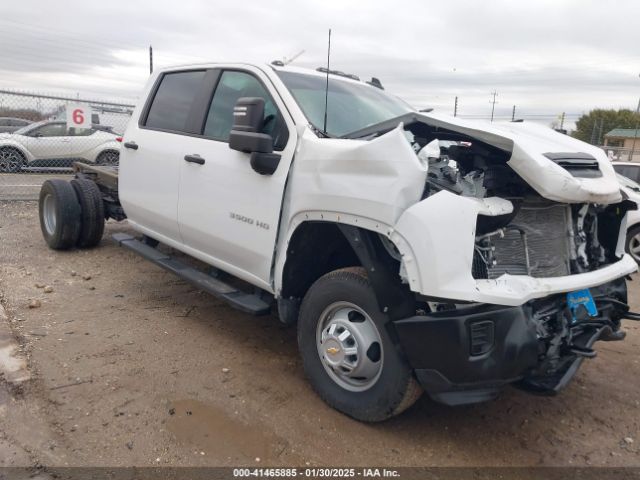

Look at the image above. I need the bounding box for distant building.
[604,128,640,161]
[604,128,640,149]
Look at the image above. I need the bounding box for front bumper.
[393,279,629,406]
[474,254,637,305]
[395,304,538,406]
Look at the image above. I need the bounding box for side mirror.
[228,97,281,176]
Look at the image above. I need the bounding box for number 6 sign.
[66,103,92,129]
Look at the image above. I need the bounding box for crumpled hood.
[416,112,621,204]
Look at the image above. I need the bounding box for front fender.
[390,191,512,300]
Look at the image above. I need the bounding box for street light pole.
[630,96,640,162]
[629,73,640,162]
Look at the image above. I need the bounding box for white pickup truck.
[37,62,639,422]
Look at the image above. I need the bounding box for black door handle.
[184,154,205,165]
[123,141,138,150]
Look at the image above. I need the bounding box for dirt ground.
[1,200,639,469]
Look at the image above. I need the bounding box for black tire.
[0,147,26,173]
[298,267,422,422]
[71,178,105,248]
[96,150,119,166]
[38,179,81,250]
[625,225,640,263]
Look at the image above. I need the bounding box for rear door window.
[144,70,206,133]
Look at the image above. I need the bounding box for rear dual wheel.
[39,178,105,250]
[71,178,105,248]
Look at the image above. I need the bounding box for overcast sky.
[1,0,639,126]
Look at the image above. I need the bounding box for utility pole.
[454,96,458,117]
[560,112,565,130]
[590,119,598,145]
[490,91,498,122]
[149,45,153,74]
[629,97,640,162]
[597,117,604,146]
[511,105,516,121]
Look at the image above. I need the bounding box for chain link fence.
[2,89,637,200]
[0,90,134,200]
[600,145,640,162]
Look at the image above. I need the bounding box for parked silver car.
[0,120,121,172]
[0,117,32,133]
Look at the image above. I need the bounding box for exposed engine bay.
[401,122,632,281]
[397,119,637,393]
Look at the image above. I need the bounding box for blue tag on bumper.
[567,289,598,322]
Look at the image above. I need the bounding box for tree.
[0,107,44,122]
[572,108,640,145]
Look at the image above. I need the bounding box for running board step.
[112,233,271,315]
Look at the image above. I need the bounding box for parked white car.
[0,116,32,133]
[618,173,640,262]
[612,161,640,183]
[0,120,121,172]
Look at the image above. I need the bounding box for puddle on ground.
[166,399,288,463]
[0,330,30,383]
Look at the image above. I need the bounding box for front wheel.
[298,267,422,422]
[0,147,26,173]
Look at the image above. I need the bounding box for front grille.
[478,201,572,279]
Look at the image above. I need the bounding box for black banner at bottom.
[0,467,639,480]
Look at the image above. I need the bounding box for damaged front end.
[372,113,639,404]
[287,108,639,405]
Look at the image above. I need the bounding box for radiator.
[486,202,572,279]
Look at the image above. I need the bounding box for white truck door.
[118,69,208,244]
[177,67,296,290]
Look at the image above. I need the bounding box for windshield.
[276,71,412,137]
